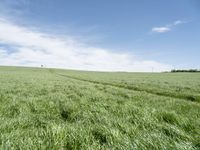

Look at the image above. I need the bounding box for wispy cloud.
[0,17,171,72]
[152,27,170,33]
[151,20,186,33]
[173,20,184,25]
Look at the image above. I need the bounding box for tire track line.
[52,71,199,103]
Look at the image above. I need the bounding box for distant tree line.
[171,69,200,72]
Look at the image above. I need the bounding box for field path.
[50,70,199,103]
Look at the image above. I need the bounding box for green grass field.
[0,66,200,150]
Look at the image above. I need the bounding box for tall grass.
[0,66,199,149]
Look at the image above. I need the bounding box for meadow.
[0,66,199,150]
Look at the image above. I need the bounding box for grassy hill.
[0,66,199,149]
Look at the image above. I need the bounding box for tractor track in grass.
[51,70,199,103]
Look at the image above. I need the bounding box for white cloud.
[152,27,170,33]
[0,18,171,72]
[152,20,185,33]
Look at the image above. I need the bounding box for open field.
[0,66,200,149]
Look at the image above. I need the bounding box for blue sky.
[0,0,199,71]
